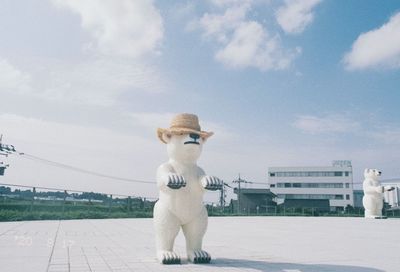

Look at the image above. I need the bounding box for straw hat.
[157,113,214,144]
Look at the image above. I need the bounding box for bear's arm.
[156,163,174,191]
[363,180,383,194]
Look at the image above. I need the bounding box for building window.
[345,183,350,188]
[276,182,344,188]
[270,184,276,188]
[273,171,349,177]
[277,194,346,200]
[346,194,350,200]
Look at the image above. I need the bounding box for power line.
[18,153,156,185]
[2,136,367,189]
[16,153,368,187]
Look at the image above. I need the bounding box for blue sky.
[1,0,400,201]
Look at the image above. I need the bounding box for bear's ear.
[161,132,172,144]
[364,168,370,174]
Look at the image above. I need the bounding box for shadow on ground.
[210,258,384,272]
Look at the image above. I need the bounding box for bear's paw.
[201,176,223,191]
[166,174,186,189]
[158,251,181,265]
[188,250,211,264]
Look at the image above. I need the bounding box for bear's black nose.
[189,133,200,140]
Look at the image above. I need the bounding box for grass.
[0,200,153,221]
[0,200,398,221]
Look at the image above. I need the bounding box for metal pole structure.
[232,174,253,215]
[30,187,36,212]
[238,176,241,214]
[109,194,112,214]
[219,183,225,212]
[127,196,131,213]
[62,190,67,215]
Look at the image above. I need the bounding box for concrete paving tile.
[0,217,399,271]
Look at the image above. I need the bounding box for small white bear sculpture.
[154,113,223,265]
[362,168,394,219]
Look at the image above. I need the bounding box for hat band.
[170,125,201,131]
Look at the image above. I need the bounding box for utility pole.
[232,174,252,214]
[0,134,13,176]
[0,135,16,154]
[219,182,228,212]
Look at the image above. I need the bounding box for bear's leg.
[363,196,377,218]
[375,199,383,217]
[364,208,375,218]
[153,202,181,264]
[182,207,211,264]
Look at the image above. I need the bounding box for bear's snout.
[190,133,200,140]
[184,133,200,145]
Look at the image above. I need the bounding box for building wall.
[267,162,354,211]
[233,188,276,213]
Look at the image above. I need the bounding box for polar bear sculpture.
[154,113,223,264]
[362,168,394,219]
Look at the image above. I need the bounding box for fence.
[0,182,157,221]
[206,203,400,218]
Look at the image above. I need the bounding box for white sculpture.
[154,113,223,264]
[362,168,394,219]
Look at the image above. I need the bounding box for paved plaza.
[0,216,399,272]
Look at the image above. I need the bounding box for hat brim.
[157,128,214,144]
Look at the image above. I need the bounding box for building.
[267,160,354,211]
[382,179,400,208]
[232,188,276,213]
[353,190,364,208]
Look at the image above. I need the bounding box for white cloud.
[343,12,400,70]
[40,58,168,106]
[0,57,168,107]
[1,1,169,108]
[369,128,400,145]
[210,0,246,7]
[51,0,163,58]
[0,58,32,94]
[199,2,251,43]
[276,0,322,34]
[293,114,361,134]
[130,112,175,130]
[196,1,300,70]
[216,21,301,70]
[293,113,400,147]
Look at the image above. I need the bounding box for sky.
[1,0,400,203]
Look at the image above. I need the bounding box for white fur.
[154,133,221,264]
[362,168,393,218]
